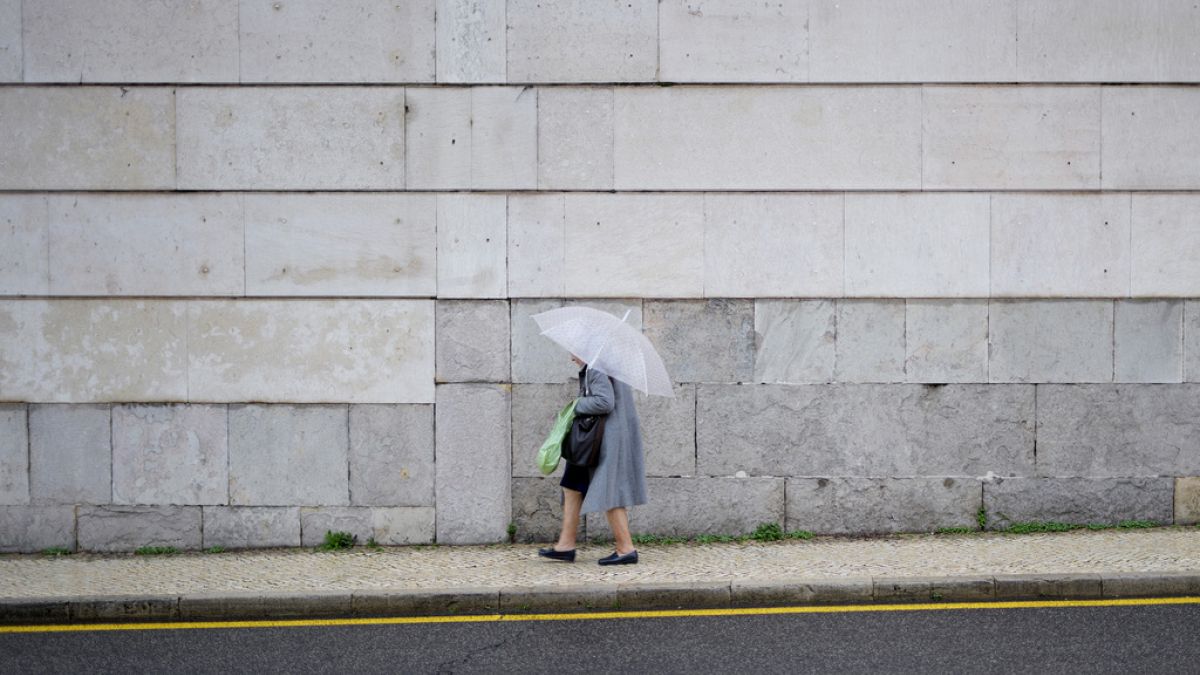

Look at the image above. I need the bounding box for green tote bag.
[536,399,577,475]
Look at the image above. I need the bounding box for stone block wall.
[2,2,1199,551]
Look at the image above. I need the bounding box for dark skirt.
[559,462,593,496]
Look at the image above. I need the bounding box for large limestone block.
[436,194,506,298]
[244,193,436,296]
[299,506,434,546]
[0,87,175,190]
[844,193,989,297]
[1114,301,1183,383]
[201,506,301,549]
[835,300,906,383]
[1017,0,1200,82]
[436,301,509,382]
[29,405,110,505]
[1132,195,1200,296]
[188,299,434,403]
[696,384,1035,478]
[0,506,76,553]
[404,87,471,188]
[989,300,1113,383]
[78,505,203,552]
[639,384,697,478]
[507,194,565,297]
[786,477,981,535]
[537,88,614,189]
[659,0,808,83]
[228,405,350,506]
[176,87,405,190]
[644,300,754,384]
[511,383,576,479]
[111,405,228,506]
[1104,87,1200,189]
[22,0,238,82]
[615,87,922,190]
[47,193,244,296]
[1188,302,1200,382]
[990,193,1131,297]
[0,405,27,505]
[905,300,988,384]
[754,300,836,384]
[511,477,574,543]
[372,506,435,544]
[471,87,537,189]
[507,0,656,82]
[564,194,704,297]
[1177,478,1200,525]
[240,1,435,83]
[704,193,843,297]
[589,477,784,538]
[1035,384,1200,477]
[809,0,1016,82]
[983,478,1174,528]
[923,86,1101,190]
[435,385,511,543]
[435,0,505,83]
[0,0,18,81]
[0,195,49,295]
[349,405,435,507]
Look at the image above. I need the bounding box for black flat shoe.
[598,550,638,566]
[537,547,576,562]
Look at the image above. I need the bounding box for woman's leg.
[605,507,635,555]
[556,488,583,550]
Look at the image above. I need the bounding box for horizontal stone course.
[983,477,1175,529]
[588,477,783,538]
[786,477,981,535]
[202,507,301,550]
[77,505,202,552]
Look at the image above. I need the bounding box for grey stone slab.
[1132,194,1200,297]
[638,384,697,478]
[871,577,932,602]
[1103,86,1200,190]
[835,300,906,383]
[372,507,435,545]
[874,576,994,602]
[643,300,754,384]
[537,87,614,190]
[0,506,75,553]
[731,578,875,607]
[349,405,435,507]
[0,0,18,82]
[436,194,507,298]
[1035,384,1200,477]
[1178,477,1200,525]
[351,588,499,616]
[0,599,70,624]
[500,584,618,613]
[471,87,538,190]
[435,385,511,544]
[1188,302,1200,383]
[219,592,352,619]
[112,404,228,506]
[201,507,301,550]
[787,477,981,535]
[0,194,50,295]
[179,593,273,620]
[988,300,1114,383]
[435,0,505,83]
[70,596,178,622]
[404,87,472,188]
[436,300,510,383]
[1114,301,1183,383]
[589,477,783,539]
[228,405,349,506]
[659,0,808,83]
[905,300,988,384]
[299,506,433,547]
[29,405,111,505]
[507,0,657,82]
[511,477,579,544]
[77,505,202,553]
[992,574,1102,600]
[0,406,27,505]
[617,581,731,611]
[507,194,566,298]
[1102,572,1200,599]
[697,384,1035,478]
[754,300,836,385]
[300,507,373,547]
[511,383,576,479]
[983,478,1175,529]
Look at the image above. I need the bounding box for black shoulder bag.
[564,369,607,468]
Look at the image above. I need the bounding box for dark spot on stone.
[943,478,955,488]
[817,478,829,488]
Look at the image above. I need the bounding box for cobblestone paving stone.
[0,529,1197,599]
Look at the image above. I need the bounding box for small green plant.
[631,533,688,546]
[41,546,72,556]
[935,526,975,535]
[976,506,988,530]
[507,522,518,544]
[750,522,784,542]
[1004,521,1079,534]
[318,530,357,551]
[1116,519,1157,529]
[365,537,382,550]
[204,546,225,554]
[1085,523,1109,530]
[931,592,944,601]
[695,534,736,544]
[785,529,814,540]
[135,546,179,555]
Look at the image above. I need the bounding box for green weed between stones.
[317,530,357,551]
[976,506,988,530]
[935,527,975,535]
[630,523,813,547]
[934,519,1164,536]
[134,546,179,555]
[41,547,71,556]
[366,537,382,550]
[507,522,518,544]
[204,546,225,554]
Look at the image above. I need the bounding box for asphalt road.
[2,602,1197,674]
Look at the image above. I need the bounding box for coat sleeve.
[575,369,615,415]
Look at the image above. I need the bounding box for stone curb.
[2,572,1198,625]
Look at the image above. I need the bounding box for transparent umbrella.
[531,306,674,398]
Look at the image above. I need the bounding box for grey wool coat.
[575,365,648,516]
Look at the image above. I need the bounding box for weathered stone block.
[731,578,874,607]
[983,478,1174,528]
[511,383,576,479]
[77,505,202,552]
[349,404,434,506]
[112,404,228,506]
[754,300,836,385]
[1188,302,1200,383]
[375,507,435,545]
[697,384,1035,477]
[0,506,75,553]
[1103,87,1200,190]
[0,0,19,81]
[239,1,435,83]
[614,87,922,190]
[500,584,618,613]
[511,477,579,544]
[0,406,27,505]
[404,87,471,188]
[589,477,783,538]
[201,506,301,549]
[507,0,656,82]
[22,0,238,82]
[835,300,906,383]
[176,87,405,190]
[188,299,434,403]
[244,193,436,297]
[436,300,510,382]
[844,193,990,297]
[990,300,1114,383]
[0,195,50,295]
[617,581,731,611]
[993,574,1102,600]
[905,300,988,383]
[705,193,843,297]
[228,405,349,506]
[924,86,1100,190]
[1035,385,1200,477]
[1176,477,1200,525]
[510,299,643,383]
[471,87,537,189]
[1102,572,1200,599]
[507,194,565,298]
[786,477,981,535]
[299,506,372,547]
[991,193,1131,297]
[29,405,110,505]
[639,384,697,478]
[435,385,511,543]
[70,597,179,621]
[1132,194,1200,297]
[0,87,175,190]
[537,88,613,190]
[1114,301,1183,383]
[436,194,507,298]
[659,0,808,83]
[300,506,435,546]
[435,0,505,83]
[643,300,754,383]
[351,588,499,616]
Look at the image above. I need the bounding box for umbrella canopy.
[532,306,674,398]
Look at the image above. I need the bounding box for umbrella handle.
[586,308,633,365]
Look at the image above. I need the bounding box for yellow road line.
[2,596,1199,634]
